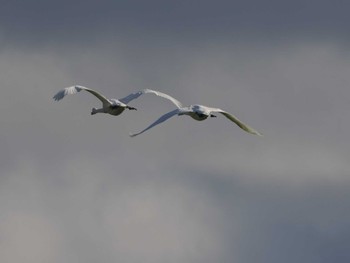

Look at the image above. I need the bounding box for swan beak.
[210,114,217,118]
[127,106,137,111]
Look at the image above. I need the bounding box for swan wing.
[209,107,262,136]
[118,90,145,104]
[141,89,183,108]
[53,86,111,107]
[129,109,180,137]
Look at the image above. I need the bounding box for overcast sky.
[1,1,350,263]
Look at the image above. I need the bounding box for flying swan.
[53,85,147,116]
[130,89,262,137]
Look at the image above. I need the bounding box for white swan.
[130,89,262,137]
[53,85,144,115]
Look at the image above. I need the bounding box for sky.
[1,1,350,262]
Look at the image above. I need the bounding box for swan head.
[126,105,137,111]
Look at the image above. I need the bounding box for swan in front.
[53,85,146,116]
[130,89,262,137]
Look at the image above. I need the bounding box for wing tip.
[52,92,63,101]
[141,88,157,95]
[129,132,138,138]
[53,85,84,101]
[256,132,263,137]
[250,130,263,137]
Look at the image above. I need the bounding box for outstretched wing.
[141,89,183,108]
[118,91,145,104]
[53,85,111,107]
[209,107,262,136]
[129,109,180,137]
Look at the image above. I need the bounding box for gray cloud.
[1,156,350,263]
[1,3,350,261]
[1,0,350,46]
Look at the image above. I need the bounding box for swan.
[130,89,262,137]
[53,85,144,116]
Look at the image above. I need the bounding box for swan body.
[53,85,144,116]
[130,90,262,137]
